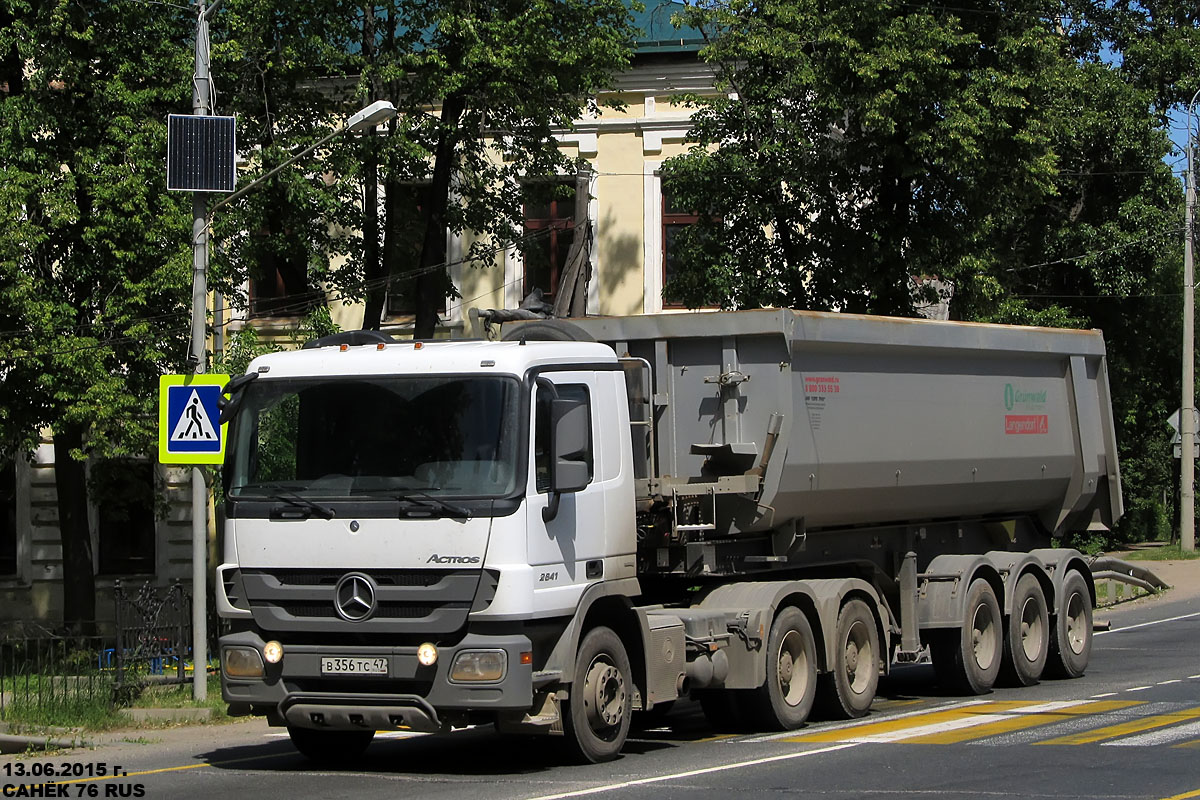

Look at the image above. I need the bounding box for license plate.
[320,657,388,675]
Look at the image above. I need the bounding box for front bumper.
[220,630,534,732]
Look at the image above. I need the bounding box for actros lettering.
[426,554,481,564]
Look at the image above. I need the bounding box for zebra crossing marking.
[1035,706,1200,746]
[781,700,1140,745]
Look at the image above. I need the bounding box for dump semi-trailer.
[217,309,1121,763]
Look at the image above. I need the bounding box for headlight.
[450,650,507,682]
[223,647,265,678]
[417,642,439,666]
[263,640,284,664]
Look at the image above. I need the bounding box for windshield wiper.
[268,492,335,520]
[353,487,472,520]
[398,490,472,520]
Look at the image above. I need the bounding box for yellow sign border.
[158,373,230,465]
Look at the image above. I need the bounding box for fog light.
[450,650,507,682]
[263,640,284,664]
[223,647,264,678]
[417,642,439,666]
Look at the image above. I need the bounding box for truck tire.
[745,607,818,730]
[500,320,595,342]
[1045,570,1092,679]
[562,626,632,763]
[999,572,1049,686]
[815,598,879,719]
[932,578,1002,695]
[287,726,374,764]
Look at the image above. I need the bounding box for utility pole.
[188,0,222,700]
[1184,91,1198,554]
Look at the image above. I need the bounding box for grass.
[1118,544,1200,561]
[2,672,227,733]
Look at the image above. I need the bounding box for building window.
[248,224,320,318]
[522,182,576,303]
[385,184,446,318]
[91,460,156,576]
[662,190,701,309]
[0,458,16,577]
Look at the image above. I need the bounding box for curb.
[0,733,90,754]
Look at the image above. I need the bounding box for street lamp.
[207,100,398,218]
[1183,89,1199,554]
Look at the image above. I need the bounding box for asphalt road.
[4,590,1198,800]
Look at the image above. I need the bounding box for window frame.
[521,180,578,303]
[88,458,160,579]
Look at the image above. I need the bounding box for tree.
[660,0,1183,543]
[351,0,640,336]
[0,0,193,631]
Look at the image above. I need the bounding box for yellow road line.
[34,752,288,786]
[781,701,1041,743]
[1173,739,1200,749]
[1035,707,1200,746]
[900,701,1141,745]
[1158,788,1200,800]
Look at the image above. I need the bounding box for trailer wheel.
[287,726,374,764]
[562,626,632,763]
[745,607,817,730]
[932,578,1002,695]
[1000,573,1049,686]
[1045,570,1092,679]
[815,598,879,719]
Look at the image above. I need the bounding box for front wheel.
[287,726,374,764]
[562,626,633,763]
[1045,570,1092,679]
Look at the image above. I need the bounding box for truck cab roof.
[244,339,617,380]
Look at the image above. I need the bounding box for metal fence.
[113,580,192,688]
[0,634,114,722]
[0,581,194,722]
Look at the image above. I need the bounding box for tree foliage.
[661,0,1185,544]
[0,0,194,629]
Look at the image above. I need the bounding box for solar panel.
[167,114,236,192]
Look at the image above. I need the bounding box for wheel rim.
[777,629,811,706]
[843,619,873,694]
[1065,591,1088,656]
[582,657,626,734]
[1019,595,1045,662]
[970,599,998,670]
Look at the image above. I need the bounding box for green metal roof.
[631,0,706,53]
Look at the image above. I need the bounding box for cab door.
[525,371,607,616]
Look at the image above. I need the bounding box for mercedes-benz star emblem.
[334,572,377,622]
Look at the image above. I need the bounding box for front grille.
[274,602,466,620]
[241,567,479,634]
[268,570,443,588]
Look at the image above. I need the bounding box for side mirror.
[550,398,590,494]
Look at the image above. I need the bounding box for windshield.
[227,375,521,500]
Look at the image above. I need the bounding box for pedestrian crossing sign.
[158,374,231,464]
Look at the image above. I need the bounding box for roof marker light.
[377,343,386,351]
[414,342,424,350]
[339,344,349,352]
